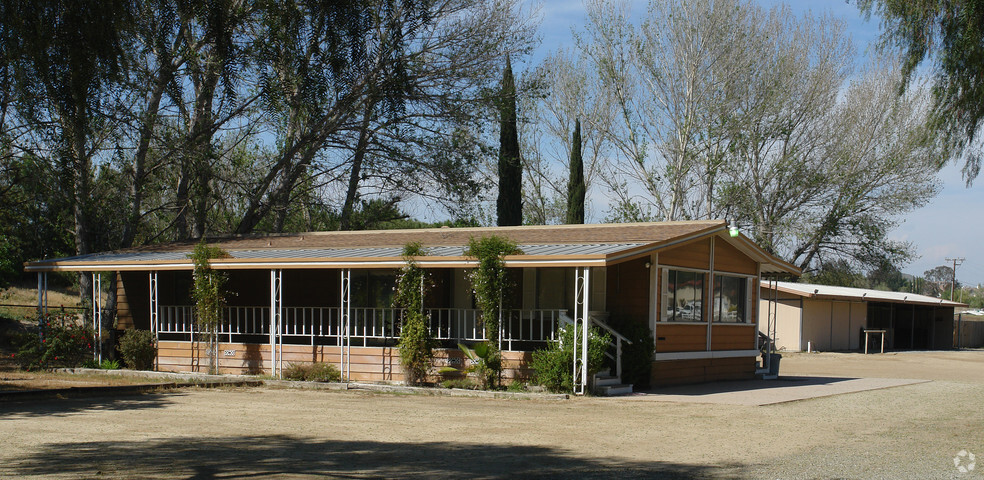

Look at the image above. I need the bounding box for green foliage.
[118,328,157,370]
[100,359,121,370]
[530,325,612,393]
[464,236,522,388]
[616,321,655,389]
[497,57,523,226]
[459,342,502,390]
[190,240,228,374]
[440,378,478,390]
[859,0,983,184]
[283,362,342,382]
[394,242,433,385]
[566,118,585,224]
[12,314,93,370]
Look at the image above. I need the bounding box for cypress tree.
[496,57,522,226]
[566,118,585,224]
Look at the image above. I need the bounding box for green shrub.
[118,329,157,370]
[459,341,502,390]
[616,320,655,388]
[100,359,121,370]
[283,362,342,382]
[440,378,477,389]
[12,314,94,370]
[530,324,611,393]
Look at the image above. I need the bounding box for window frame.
[660,267,708,324]
[711,274,755,324]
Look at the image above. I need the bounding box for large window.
[712,275,748,323]
[665,269,705,322]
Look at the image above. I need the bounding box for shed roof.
[24,220,800,274]
[763,281,967,307]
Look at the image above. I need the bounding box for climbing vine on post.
[394,242,433,385]
[464,235,522,389]
[190,240,229,375]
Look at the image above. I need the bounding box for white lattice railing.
[157,306,566,351]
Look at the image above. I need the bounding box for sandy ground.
[1,351,983,479]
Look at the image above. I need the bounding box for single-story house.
[759,281,965,352]
[25,220,799,392]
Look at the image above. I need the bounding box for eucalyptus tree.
[239,0,533,234]
[4,0,134,302]
[859,0,984,185]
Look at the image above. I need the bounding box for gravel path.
[1,350,982,479]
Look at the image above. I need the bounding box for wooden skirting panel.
[651,356,755,386]
[654,324,708,352]
[710,325,756,350]
[156,341,533,383]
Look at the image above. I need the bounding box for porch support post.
[573,266,590,395]
[92,273,103,362]
[149,271,159,370]
[37,272,46,342]
[340,269,351,381]
[270,269,283,378]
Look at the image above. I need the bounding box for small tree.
[465,235,522,389]
[394,242,433,385]
[566,118,585,224]
[190,240,228,374]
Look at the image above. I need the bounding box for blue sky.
[521,0,984,286]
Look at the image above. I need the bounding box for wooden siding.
[156,341,533,383]
[651,357,756,386]
[658,238,710,270]
[117,271,150,331]
[606,257,650,326]
[712,239,757,275]
[653,324,707,352]
[710,325,756,350]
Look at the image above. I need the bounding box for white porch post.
[573,266,590,395]
[270,269,283,378]
[37,272,46,341]
[340,269,351,381]
[92,273,103,363]
[149,271,159,370]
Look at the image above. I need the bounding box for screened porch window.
[712,275,748,323]
[664,269,705,322]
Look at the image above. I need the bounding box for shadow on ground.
[0,391,179,418]
[639,376,857,396]
[1,434,744,479]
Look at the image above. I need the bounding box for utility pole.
[945,257,965,301]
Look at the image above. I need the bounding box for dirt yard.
[1,350,983,479]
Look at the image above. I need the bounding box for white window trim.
[658,265,709,323]
[711,273,757,324]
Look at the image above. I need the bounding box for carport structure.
[759,281,965,352]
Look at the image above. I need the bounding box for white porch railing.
[157,306,567,351]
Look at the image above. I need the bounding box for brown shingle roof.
[137,220,726,251]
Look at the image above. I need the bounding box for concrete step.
[594,375,621,387]
[596,383,633,396]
